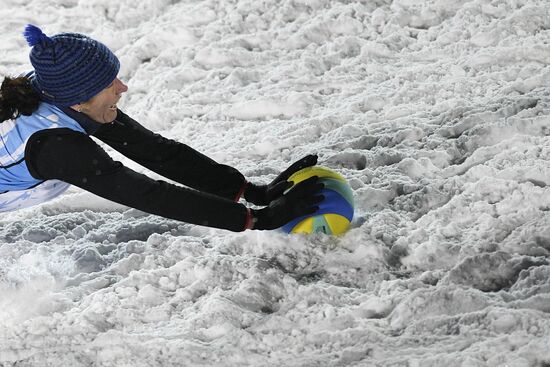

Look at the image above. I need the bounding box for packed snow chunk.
[389,287,491,330]
[282,13,363,49]
[441,252,547,292]
[354,296,394,319]
[397,157,440,180]
[194,46,260,69]
[136,284,166,306]
[226,98,307,120]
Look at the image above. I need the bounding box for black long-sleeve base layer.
[24,109,249,232]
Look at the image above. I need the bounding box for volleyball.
[281,166,354,235]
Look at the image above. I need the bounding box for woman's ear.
[70,104,83,113]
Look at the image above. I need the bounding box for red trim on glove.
[244,208,254,230]
[234,181,248,202]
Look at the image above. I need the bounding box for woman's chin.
[100,109,118,124]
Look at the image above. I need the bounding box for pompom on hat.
[23,24,120,106]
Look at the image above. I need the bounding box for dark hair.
[0,76,41,123]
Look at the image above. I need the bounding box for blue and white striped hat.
[23,24,120,107]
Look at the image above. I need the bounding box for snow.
[1,0,550,365]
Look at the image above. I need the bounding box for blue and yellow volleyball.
[281,166,354,235]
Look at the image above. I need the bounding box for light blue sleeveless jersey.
[0,102,86,211]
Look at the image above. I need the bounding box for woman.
[0,24,324,232]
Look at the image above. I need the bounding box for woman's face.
[72,77,128,123]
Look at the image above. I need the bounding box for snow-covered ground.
[1,0,550,365]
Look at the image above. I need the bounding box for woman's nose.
[116,78,128,94]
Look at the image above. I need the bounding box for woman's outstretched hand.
[251,176,324,230]
[244,154,318,206]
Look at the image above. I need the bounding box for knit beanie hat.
[24,24,120,107]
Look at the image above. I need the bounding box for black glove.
[244,154,318,206]
[251,176,324,230]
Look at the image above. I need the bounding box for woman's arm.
[25,128,249,231]
[91,110,246,201]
